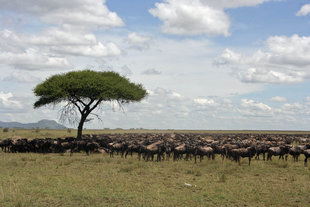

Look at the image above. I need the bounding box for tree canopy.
[33,70,147,138]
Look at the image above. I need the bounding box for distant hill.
[0,119,67,129]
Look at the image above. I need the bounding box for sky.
[0,0,310,130]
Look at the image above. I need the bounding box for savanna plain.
[1,129,310,207]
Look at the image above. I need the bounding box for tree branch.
[89,99,102,113]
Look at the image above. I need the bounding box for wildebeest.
[267,145,290,161]
[289,146,303,162]
[231,146,256,165]
[194,146,214,163]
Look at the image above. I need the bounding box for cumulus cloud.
[0,29,122,58]
[296,4,310,16]
[239,99,273,117]
[149,0,274,36]
[0,1,123,71]
[203,0,273,9]
[127,32,151,44]
[270,96,287,103]
[51,42,121,57]
[127,32,152,50]
[149,0,230,36]
[194,98,216,106]
[237,68,304,84]
[0,0,124,30]
[0,91,22,110]
[142,68,162,75]
[216,35,310,84]
[0,49,71,70]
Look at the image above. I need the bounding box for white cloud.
[127,32,152,50]
[0,49,71,70]
[149,0,230,36]
[216,34,310,84]
[0,91,22,110]
[266,35,310,66]
[149,0,274,36]
[127,32,151,44]
[0,29,122,58]
[296,4,310,16]
[204,0,272,9]
[237,68,304,84]
[0,0,124,30]
[51,42,121,57]
[194,98,216,106]
[239,99,273,117]
[270,96,287,103]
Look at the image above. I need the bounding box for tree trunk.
[77,113,88,139]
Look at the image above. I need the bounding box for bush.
[67,128,72,133]
[3,128,9,132]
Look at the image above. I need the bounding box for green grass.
[0,152,310,207]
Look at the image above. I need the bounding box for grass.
[1,129,310,206]
[0,152,310,207]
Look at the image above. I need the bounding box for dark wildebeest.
[231,146,256,165]
[194,146,214,163]
[0,138,12,152]
[267,145,290,161]
[255,144,268,161]
[303,149,310,166]
[289,146,303,162]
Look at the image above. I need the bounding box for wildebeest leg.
[263,153,265,161]
[200,155,203,162]
[194,155,197,164]
[255,153,259,160]
[285,154,288,161]
[304,157,308,166]
[248,157,251,166]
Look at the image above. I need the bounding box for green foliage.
[3,128,9,133]
[33,70,147,138]
[33,70,147,108]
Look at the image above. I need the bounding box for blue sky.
[0,0,310,130]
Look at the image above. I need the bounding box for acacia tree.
[33,70,147,139]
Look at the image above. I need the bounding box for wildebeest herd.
[1,133,310,166]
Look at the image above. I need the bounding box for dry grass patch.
[0,152,310,206]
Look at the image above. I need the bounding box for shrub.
[3,128,9,132]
